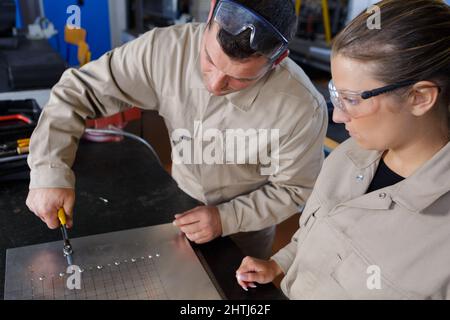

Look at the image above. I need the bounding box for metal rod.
[84,128,162,167]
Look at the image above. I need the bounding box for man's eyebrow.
[205,47,216,66]
[204,46,261,82]
[234,74,261,82]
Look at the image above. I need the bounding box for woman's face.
[331,54,416,151]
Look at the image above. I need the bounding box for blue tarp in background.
[15,0,112,66]
[42,0,112,66]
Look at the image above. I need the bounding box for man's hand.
[26,188,75,229]
[173,205,222,244]
[235,257,283,291]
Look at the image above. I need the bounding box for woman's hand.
[235,256,283,291]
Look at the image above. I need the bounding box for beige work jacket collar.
[345,141,450,213]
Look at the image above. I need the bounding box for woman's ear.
[409,81,440,116]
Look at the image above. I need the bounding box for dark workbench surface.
[0,137,285,300]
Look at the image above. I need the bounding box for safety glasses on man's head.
[213,0,289,61]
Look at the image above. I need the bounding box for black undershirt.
[366,158,405,193]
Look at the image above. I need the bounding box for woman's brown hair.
[332,0,450,129]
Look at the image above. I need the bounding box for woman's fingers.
[235,256,282,290]
[235,274,256,291]
[237,271,265,284]
[236,256,268,291]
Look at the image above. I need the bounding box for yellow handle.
[17,138,30,145]
[58,208,67,226]
[321,0,332,45]
[295,0,301,16]
[17,146,29,155]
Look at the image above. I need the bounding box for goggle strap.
[361,80,416,99]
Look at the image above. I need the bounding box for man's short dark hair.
[210,0,297,60]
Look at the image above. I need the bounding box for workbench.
[0,136,285,300]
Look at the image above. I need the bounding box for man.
[26,0,328,259]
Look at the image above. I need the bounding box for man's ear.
[207,0,218,23]
[409,81,440,116]
[272,50,289,67]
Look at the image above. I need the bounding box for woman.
[236,0,450,299]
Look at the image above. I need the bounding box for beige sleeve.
[217,101,328,236]
[271,232,300,274]
[28,31,160,189]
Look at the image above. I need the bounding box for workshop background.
[2,0,449,289]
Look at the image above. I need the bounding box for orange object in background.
[77,41,92,67]
[64,26,91,67]
[84,108,142,142]
[64,26,87,45]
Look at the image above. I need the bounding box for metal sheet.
[4,223,222,300]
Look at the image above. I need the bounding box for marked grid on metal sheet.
[10,255,168,300]
[5,224,222,300]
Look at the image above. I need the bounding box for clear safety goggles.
[213,0,289,61]
[328,80,418,118]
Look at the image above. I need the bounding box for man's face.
[200,23,271,96]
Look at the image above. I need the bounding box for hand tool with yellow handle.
[0,138,30,151]
[58,208,74,266]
